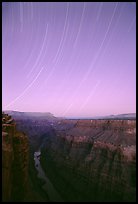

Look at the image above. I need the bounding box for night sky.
[2,2,136,117]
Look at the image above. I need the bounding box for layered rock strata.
[40,119,136,202]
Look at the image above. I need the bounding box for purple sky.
[2,2,136,117]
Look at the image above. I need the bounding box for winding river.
[34,151,63,202]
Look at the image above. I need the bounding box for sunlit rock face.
[40,119,136,202]
[2,113,29,202]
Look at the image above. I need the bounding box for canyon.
[2,111,136,202]
[40,119,136,202]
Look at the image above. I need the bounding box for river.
[34,151,63,202]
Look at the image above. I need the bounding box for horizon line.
[2,110,136,118]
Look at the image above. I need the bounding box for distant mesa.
[3,110,57,121]
[66,113,136,120]
[103,113,136,119]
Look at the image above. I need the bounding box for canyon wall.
[2,113,29,202]
[8,115,136,202]
[40,119,136,202]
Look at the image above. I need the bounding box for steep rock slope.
[2,113,29,202]
[40,119,136,202]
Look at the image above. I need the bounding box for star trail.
[2,2,136,117]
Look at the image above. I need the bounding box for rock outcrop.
[2,113,29,202]
[40,119,136,202]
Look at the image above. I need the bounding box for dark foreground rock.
[2,113,29,202]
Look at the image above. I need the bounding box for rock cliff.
[40,119,136,202]
[2,113,29,202]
